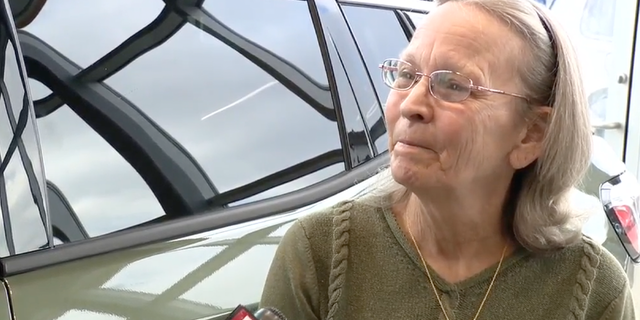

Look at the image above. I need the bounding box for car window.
[28,79,165,238]
[20,0,166,67]
[102,0,344,204]
[18,0,345,239]
[0,21,48,255]
[342,5,411,152]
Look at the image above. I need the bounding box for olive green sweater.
[260,200,635,320]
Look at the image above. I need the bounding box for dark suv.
[0,0,636,319]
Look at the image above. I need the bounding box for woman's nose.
[399,81,434,123]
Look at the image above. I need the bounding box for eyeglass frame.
[378,58,530,104]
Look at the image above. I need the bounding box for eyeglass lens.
[381,59,473,102]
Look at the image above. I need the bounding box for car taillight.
[600,172,640,263]
[612,204,639,251]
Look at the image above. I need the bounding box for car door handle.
[591,121,624,130]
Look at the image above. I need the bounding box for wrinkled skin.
[386,3,544,196]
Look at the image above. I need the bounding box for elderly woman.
[260,0,634,319]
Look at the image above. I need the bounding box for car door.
[0,0,384,319]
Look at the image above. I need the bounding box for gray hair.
[361,0,593,253]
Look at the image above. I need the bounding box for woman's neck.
[396,192,514,273]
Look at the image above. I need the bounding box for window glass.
[580,0,615,40]
[550,0,615,138]
[3,37,47,195]
[407,11,427,28]
[321,39,375,165]
[29,79,165,237]
[202,0,328,85]
[343,6,412,153]
[0,41,48,255]
[104,0,344,201]
[18,0,345,240]
[2,141,47,253]
[21,0,164,67]
[0,62,12,257]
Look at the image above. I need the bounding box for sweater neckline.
[381,205,530,292]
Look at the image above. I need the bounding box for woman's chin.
[390,161,430,189]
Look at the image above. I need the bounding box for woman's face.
[386,3,539,192]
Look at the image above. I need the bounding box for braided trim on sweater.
[569,237,602,319]
[326,201,353,320]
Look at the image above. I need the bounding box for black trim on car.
[337,3,388,156]
[0,153,388,276]
[308,0,353,170]
[317,0,377,159]
[395,10,415,39]
[207,148,344,206]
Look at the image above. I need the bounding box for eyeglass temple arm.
[473,85,529,101]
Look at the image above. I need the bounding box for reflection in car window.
[0,34,48,255]
[104,0,344,202]
[23,0,164,67]
[2,148,46,252]
[202,0,328,85]
[16,0,346,239]
[580,0,615,40]
[30,80,164,237]
[342,5,411,153]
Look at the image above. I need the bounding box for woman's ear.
[509,106,552,169]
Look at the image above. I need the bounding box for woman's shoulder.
[535,236,631,316]
[276,198,382,277]
[558,236,628,285]
[295,197,383,237]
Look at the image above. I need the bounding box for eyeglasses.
[378,58,529,103]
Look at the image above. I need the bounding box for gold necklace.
[408,229,508,320]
